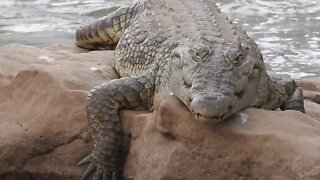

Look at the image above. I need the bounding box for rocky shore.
[0,44,319,180]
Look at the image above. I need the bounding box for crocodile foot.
[281,86,305,113]
[78,149,117,180]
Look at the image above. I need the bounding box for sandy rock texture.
[0,44,116,179]
[0,44,320,180]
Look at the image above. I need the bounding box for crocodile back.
[113,0,255,77]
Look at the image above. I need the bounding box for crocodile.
[75,0,305,179]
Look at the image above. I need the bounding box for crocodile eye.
[191,50,202,62]
[194,51,201,59]
[234,54,243,65]
[171,52,183,68]
[191,45,211,62]
[226,52,243,67]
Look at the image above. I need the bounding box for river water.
[0,0,319,79]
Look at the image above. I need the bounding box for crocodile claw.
[79,160,115,180]
[78,153,92,166]
[80,162,95,180]
[79,151,117,180]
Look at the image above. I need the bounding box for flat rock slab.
[0,44,319,179]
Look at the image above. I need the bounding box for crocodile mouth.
[194,113,224,123]
[193,106,233,123]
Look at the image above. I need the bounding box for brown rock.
[0,44,320,180]
[298,78,320,92]
[122,94,320,180]
[0,44,117,179]
[298,78,320,104]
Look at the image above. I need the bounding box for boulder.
[298,79,320,120]
[0,44,319,180]
[298,79,320,104]
[0,44,116,179]
[122,94,320,180]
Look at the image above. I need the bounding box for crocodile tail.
[76,16,121,50]
[76,4,140,50]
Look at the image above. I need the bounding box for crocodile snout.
[190,94,233,123]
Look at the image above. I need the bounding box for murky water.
[0,0,319,79]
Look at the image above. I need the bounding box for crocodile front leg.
[80,74,155,180]
[263,75,305,113]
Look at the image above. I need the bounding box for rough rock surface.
[0,44,320,180]
[0,44,116,179]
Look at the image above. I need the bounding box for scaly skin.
[76,0,305,179]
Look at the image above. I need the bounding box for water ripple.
[217,0,320,79]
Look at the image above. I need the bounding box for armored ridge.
[75,0,305,179]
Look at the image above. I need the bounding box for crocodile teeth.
[194,113,224,122]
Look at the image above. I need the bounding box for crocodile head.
[168,40,267,123]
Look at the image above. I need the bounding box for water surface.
[0,0,319,78]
